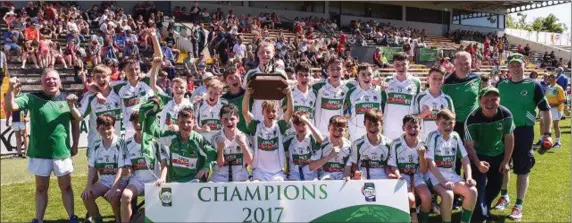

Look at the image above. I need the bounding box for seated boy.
[425,109,477,223]
[283,111,324,181]
[211,104,253,182]
[309,115,352,180]
[344,109,392,180]
[82,114,128,223]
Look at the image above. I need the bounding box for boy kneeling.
[425,110,477,223]
[82,114,128,223]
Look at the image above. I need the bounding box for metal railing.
[505,28,571,47]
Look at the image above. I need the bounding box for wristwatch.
[543,132,552,137]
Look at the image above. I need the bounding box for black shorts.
[512,126,535,175]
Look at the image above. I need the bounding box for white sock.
[556,138,561,143]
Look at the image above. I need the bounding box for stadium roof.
[432,1,571,14]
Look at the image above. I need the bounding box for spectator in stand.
[157,70,173,96]
[3,29,22,62]
[21,39,39,69]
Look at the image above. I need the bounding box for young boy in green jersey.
[221,67,248,133]
[387,115,431,223]
[425,110,477,223]
[242,85,294,181]
[82,114,128,223]
[121,111,168,223]
[309,115,352,180]
[343,109,392,180]
[284,110,324,181]
[140,97,217,183]
[211,104,254,182]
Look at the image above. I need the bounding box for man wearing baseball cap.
[495,53,552,220]
[464,87,515,221]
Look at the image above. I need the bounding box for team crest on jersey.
[497,123,503,130]
[373,96,378,101]
[521,90,528,96]
[364,96,370,102]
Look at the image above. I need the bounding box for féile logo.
[160,187,173,207]
[362,182,376,202]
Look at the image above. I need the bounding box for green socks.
[501,189,508,196]
[460,208,473,223]
[516,199,524,206]
[94,216,104,223]
[419,211,430,223]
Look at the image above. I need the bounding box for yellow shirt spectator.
[546,84,566,110]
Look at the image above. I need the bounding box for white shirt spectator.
[233,42,246,58]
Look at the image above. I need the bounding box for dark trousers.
[454,122,466,175]
[472,153,505,219]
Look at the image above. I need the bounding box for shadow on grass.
[427,211,510,223]
[42,215,115,223]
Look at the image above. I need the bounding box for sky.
[509,2,571,33]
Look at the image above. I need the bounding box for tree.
[531,14,566,33]
[506,13,531,31]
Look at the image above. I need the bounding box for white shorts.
[427,172,464,187]
[319,172,345,180]
[128,176,155,196]
[550,107,563,121]
[252,169,286,181]
[28,157,74,177]
[211,169,250,182]
[11,122,26,131]
[401,173,426,192]
[98,177,129,189]
[288,170,318,181]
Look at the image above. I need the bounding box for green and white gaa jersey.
[281,86,317,137]
[124,137,168,183]
[347,134,392,179]
[344,85,383,142]
[311,137,352,173]
[283,132,320,179]
[382,75,421,140]
[112,77,154,139]
[158,95,193,130]
[425,130,467,174]
[387,135,422,175]
[80,92,123,151]
[246,120,289,173]
[211,130,251,178]
[88,136,126,183]
[312,80,355,135]
[242,67,288,121]
[194,99,228,143]
[409,90,455,141]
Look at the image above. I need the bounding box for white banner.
[0,118,89,155]
[145,180,411,222]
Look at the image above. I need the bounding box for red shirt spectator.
[340,33,348,45]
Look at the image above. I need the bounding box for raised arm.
[242,87,255,125]
[282,86,294,123]
[4,78,20,112]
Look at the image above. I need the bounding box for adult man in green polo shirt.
[495,53,552,220]
[5,69,82,223]
[464,87,515,221]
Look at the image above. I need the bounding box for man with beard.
[464,87,514,221]
[495,54,552,220]
[80,65,123,158]
[381,52,421,140]
[222,67,248,134]
[5,70,82,223]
